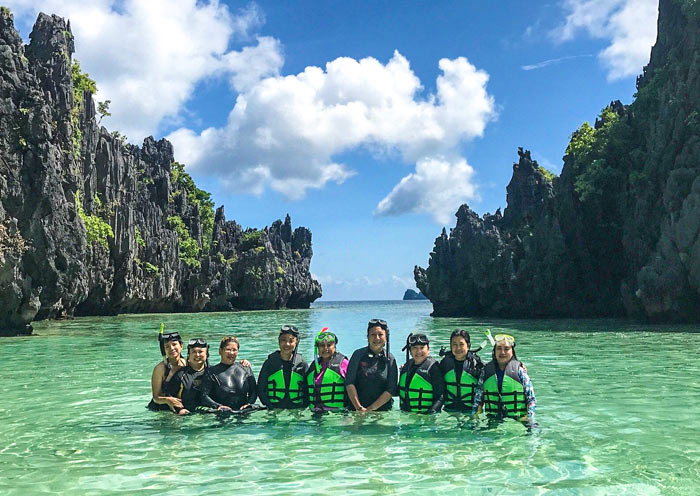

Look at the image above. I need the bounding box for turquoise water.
[1,300,699,495]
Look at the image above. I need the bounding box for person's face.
[450,336,469,361]
[279,334,298,358]
[410,344,429,365]
[164,340,182,359]
[317,340,336,360]
[495,343,513,367]
[189,346,208,368]
[220,342,239,365]
[367,326,387,353]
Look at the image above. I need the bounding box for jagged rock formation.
[402,289,427,301]
[0,10,321,334]
[416,0,700,322]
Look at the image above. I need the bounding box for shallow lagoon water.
[1,300,699,495]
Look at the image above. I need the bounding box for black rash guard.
[164,365,207,413]
[200,362,257,410]
[345,346,398,411]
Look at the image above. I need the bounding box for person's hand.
[356,406,368,413]
[217,405,233,412]
[239,359,251,368]
[166,397,183,409]
[178,408,190,415]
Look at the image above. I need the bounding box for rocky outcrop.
[0,10,320,334]
[402,289,427,300]
[416,0,700,322]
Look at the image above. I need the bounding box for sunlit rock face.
[0,10,320,334]
[416,0,700,322]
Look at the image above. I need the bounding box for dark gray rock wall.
[416,0,700,322]
[0,10,321,334]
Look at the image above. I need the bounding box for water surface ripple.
[1,301,698,494]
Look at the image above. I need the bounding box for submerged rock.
[0,10,321,333]
[416,0,700,322]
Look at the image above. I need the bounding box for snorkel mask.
[158,323,182,357]
[279,325,300,362]
[491,333,517,361]
[187,338,210,367]
[402,332,429,362]
[314,327,338,361]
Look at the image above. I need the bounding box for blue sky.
[6,0,659,300]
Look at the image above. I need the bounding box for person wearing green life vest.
[472,334,536,424]
[306,328,349,412]
[257,325,309,409]
[399,333,445,413]
[439,330,484,412]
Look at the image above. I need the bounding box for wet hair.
[450,329,471,346]
[219,336,240,351]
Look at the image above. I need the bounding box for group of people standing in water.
[149,319,536,424]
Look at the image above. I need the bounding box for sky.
[5,0,659,300]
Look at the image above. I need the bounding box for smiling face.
[164,340,183,360]
[220,341,239,365]
[317,340,336,361]
[278,333,298,361]
[495,342,514,368]
[367,326,387,353]
[410,344,429,365]
[450,336,469,361]
[188,346,208,369]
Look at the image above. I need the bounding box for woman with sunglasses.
[306,328,349,412]
[399,333,445,413]
[148,331,187,411]
[439,330,484,412]
[163,338,210,415]
[472,334,536,423]
[200,336,257,412]
[258,325,309,409]
[346,319,398,412]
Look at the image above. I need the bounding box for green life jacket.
[442,355,478,411]
[265,352,306,407]
[399,357,436,413]
[482,359,528,419]
[306,353,347,410]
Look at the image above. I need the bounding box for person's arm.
[200,371,225,410]
[246,368,258,406]
[345,351,365,411]
[162,371,186,414]
[428,362,445,413]
[472,370,485,416]
[519,367,536,420]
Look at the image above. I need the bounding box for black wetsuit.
[346,346,398,411]
[164,364,207,413]
[257,351,309,409]
[200,362,257,410]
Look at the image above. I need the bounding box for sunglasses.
[280,325,300,337]
[161,332,182,342]
[407,334,429,346]
[368,318,388,330]
[188,338,208,347]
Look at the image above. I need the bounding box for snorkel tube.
[158,322,166,356]
[313,327,337,362]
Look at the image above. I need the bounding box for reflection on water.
[0,301,698,494]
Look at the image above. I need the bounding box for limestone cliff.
[0,10,321,334]
[416,0,700,321]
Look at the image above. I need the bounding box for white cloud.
[168,52,495,218]
[375,157,478,224]
[521,54,593,71]
[552,0,658,80]
[5,0,281,139]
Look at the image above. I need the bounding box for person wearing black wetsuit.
[164,338,209,415]
[439,329,484,412]
[258,325,309,409]
[346,319,398,412]
[399,333,445,413]
[201,336,257,411]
